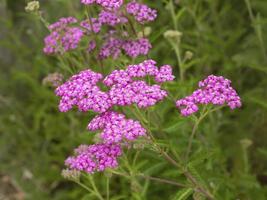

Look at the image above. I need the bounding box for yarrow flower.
[108,81,168,108]
[99,37,152,59]
[44,1,157,57]
[55,69,111,113]
[87,40,97,52]
[44,17,84,54]
[122,38,152,58]
[80,18,102,34]
[81,0,123,10]
[99,37,123,59]
[104,60,174,108]
[127,1,157,24]
[104,60,174,86]
[176,75,242,116]
[48,17,78,31]
[56,60,174,174]
[65,143,122,173]
[99,10,127,26]
[88,111,146,144]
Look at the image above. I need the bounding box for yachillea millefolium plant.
[29,0,242,199]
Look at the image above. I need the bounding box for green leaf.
[172,188,193,200]
[193,192,205,200]
[189,149,216,167]
[187,164,206,187]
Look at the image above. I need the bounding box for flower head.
[80,18,102,33]
[55,69,111,113]
[44,17,84,54]
[81,0,123,10]
[65,143,122,173]
[127,1,157,24]
[25,1,40,13]
[99,10,127,26]
[176,75,242,116]
[88,111,146,144]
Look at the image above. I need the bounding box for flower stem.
[244,0,266,60]
[85,175,104,200]
[110,170,187,188]
[106,177,110,200]
[185,106,223,161]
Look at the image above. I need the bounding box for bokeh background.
[1,0,267,199]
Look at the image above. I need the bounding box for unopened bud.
[104,171,113,178]
[240,139,253,149]
[42,72,63,88]
[164,30,183,42]
[138,27,152,38]
[133,143,145,150]
[61,169,81,181]
[184,51,194,60]
[25,1,40,13]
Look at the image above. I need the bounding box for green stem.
[110,170,187,188]
[85,175,104,200]
[169,0,178,30]
[85,6,104,73]
[173,43,184,81]
[106,177,110,200]
[168,0,185,81]
[132,109,214,199]
[74,180,94,193]
[244,0,266,60]
[185,106,223,161]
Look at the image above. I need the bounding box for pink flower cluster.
[44,1,157,57]
[65,144,122,173]
[55,69,111,113]
[44,17,84,54]
[81,0,123,10]
[127,1,157,24]
[56,60,174,113]
[99,10,128,26]
[99,37,152,59]
[176,75,242,116]
[109,81,167,108]
[80,18,102,33]
[88,111,146,144]
[57,60,175,173]
[104,60,174,108]
[104,60,175,85]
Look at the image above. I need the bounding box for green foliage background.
[1,0,267,199]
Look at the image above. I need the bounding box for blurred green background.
[1,0,267,199]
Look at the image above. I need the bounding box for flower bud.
[138,27,152,38]
[184,51,194,60]
[133,143,145,150]
[240,139,253,149]
[25,1,40,13]
[42,72,64,88]
[104,171,113,178]
[61,169,81,181]
[164,30,183,43]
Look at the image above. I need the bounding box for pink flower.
[65,143,122,173]
[176,75,242,116]
[126,1,157,24]
[88,111,146,144]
